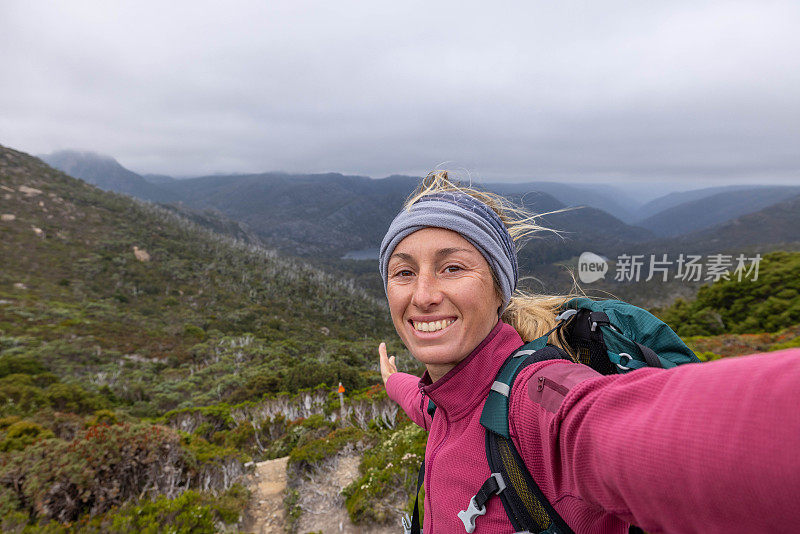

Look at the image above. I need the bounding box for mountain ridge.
[36,148,800,305]
[40,149,180,203]
[638,186,800,237]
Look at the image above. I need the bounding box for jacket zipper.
[425,405,449,534]
[537,376,569,396]
[419,389,429,431]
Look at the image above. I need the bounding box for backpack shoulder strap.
[485,430,575,534]
[459,343,575,534]
[480,342,572,438]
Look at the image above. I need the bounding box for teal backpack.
[406,298,700,534]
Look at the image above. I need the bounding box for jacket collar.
[419,321,523,421]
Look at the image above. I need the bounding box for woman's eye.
[445,265,462,273]
[395,269,413,277]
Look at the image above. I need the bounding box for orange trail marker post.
[338,382,346,423]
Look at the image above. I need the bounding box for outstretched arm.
[512,348,800,534]
[379,343,430,430]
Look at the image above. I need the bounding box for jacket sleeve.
[510,348,800,534]
[385,372,430,430]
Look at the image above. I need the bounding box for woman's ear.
[493,285,504,318]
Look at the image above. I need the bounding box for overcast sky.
[1,0,799,186]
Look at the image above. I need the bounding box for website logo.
[578,252,608,283]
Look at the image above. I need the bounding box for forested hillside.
[0,145,418,532]
[654,251,800,337]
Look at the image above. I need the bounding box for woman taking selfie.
[378,172,800,533]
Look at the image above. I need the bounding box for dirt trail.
[243,452,399,534]
[242,456,289,534]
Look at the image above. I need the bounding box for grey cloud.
[1,0,798,185]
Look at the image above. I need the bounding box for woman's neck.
[426,363,458,383]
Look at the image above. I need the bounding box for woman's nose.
[411,271,443,309]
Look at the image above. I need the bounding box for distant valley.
[39,149,800,306]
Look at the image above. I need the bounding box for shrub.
[183,324,206,341]
[289,426,365,470]
[266,415,335,460]
[104,490,220,533]
[0,420,54,452]
[0,376,48,416]
[695,351,723,362]
[162,404,235,441]
[769,337,800,351]
[0,493,27,533]
[69,484,249,533]
[0,354,46,378]
[180,431,248,465]
[44,411,84,440]
[86,409,118,426]
[0,423,191,522]
[343,422,427,524]
[45,382,107,414]
[284,361,367,393]
[0,415,22,430]
[284,487,302,534]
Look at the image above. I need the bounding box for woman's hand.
[379,342,397,386]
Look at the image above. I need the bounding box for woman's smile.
[409,317,457,335]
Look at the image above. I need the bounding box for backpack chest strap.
[457,472,506,533]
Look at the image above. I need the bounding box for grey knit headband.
[379,192,518,304]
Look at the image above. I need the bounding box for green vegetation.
[88,485,249,534]
[656,251,800,336]
[0,419,54,452]
[0,414,247,525]
[680,323,800,359]
[283,487,303,534]
[289,426,366,469]
[343,422,427,524]
[0,145,404,416]
[0,484,249,533]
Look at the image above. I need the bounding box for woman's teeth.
[412,319,454,332]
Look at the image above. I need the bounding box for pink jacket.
[385,321,800,533]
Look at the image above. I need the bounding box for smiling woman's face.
[386,227,502,381]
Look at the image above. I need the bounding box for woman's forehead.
[391,227,481,258]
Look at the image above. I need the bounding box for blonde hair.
[405,170,583,359]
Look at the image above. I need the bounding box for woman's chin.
[411,345,465,369]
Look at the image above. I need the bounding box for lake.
[341,248,379,260]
